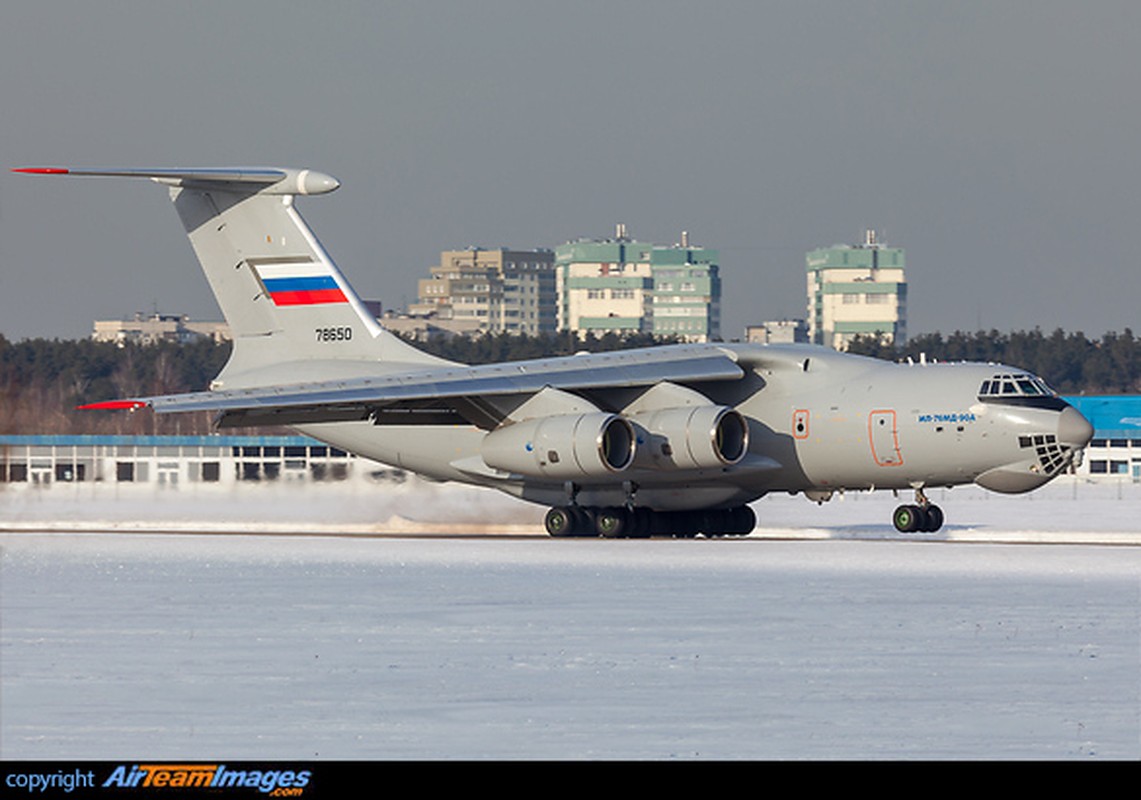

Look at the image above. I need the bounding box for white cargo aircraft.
[15,167,1094,537]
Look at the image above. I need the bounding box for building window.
[2,463,28,482]
[55,463,85,482]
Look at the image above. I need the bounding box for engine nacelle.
[632,405,749,470]
[481,413,636,480]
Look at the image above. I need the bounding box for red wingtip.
[77,400,147,411]
[12,167,70,174]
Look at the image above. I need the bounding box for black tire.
[731,505,756,535]
[922,505,944,532]
[570,506,594,536]
[545,506,575,537]
[892,504,923,533]
[629,507,653,538]
[654,510,688,537]
[595,507,628,538]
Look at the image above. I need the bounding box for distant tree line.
[2,327,1137,435]
[402,329,683,364]
[0,331,682,435]
[0,336,229,435]
[846,328,1140,394]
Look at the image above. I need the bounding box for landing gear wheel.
[892,503,945,533]
[921,504,944,533]
[893,504,923,533]
[569,505,594,536]
[895,486,946,534]
[595,507,628,538]
[729,505,756,535]
[629,507,653,538]
[545,506,576,537]
[546,506,596,536]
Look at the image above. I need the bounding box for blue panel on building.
[1062,396,1141,441]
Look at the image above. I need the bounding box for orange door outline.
[868,409,903,466]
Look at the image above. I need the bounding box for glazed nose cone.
[1058,405,1094,448]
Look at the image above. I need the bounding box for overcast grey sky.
[1,1,1138,342]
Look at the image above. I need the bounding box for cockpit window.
[978,373,1057,400]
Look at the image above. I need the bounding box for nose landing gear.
[893,488,945,533]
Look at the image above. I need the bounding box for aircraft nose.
[1058,405,1094,448]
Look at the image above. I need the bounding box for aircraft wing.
[82,346,747,428]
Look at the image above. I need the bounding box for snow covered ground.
[2,478,1140,759]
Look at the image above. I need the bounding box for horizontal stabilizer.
[13,167,340,195]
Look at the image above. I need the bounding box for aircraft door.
[868,410,903,467]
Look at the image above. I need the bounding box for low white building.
[1066,396,1141,481]
[745,320,809,345]
[0,435,402,488]
[92,312,230,346]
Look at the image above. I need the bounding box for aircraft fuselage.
[294,343,1093,520]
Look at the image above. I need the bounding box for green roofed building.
[556,226,721,342]
[806,229,907,350]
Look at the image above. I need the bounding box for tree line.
[0,331,681,435]
[0,336,229,435]
[1,327,1137,435]
[402,329,683,364]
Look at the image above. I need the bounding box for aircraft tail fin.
[14,167,448,388]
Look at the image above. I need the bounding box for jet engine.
[632,405,749,470]
[481,413,637,480]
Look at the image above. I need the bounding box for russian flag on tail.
[253,261,348,306]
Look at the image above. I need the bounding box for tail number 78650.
[315,326,353,342]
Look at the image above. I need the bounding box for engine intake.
[632,405,749,470]
[481,413,636,480]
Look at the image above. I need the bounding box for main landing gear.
[545,505,756,539]
[892,488,945,533]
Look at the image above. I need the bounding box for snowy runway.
[3,528,1139,759]
[3,477,1141,759]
